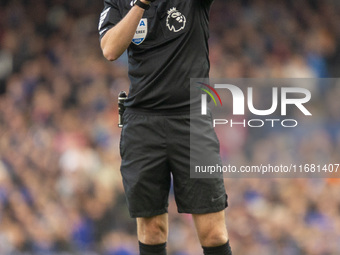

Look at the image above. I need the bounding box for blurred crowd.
[0,0,340,254]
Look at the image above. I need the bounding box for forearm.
[101,2,149,61]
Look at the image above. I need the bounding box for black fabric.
[203,241,232,255]
[99,0,213,110]
[119,111,227,218]
[139,241,167,255]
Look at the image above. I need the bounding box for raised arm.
[99,0,150,61]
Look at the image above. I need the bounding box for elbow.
[104,52,119,62]
[103,48,120,61]
[101,30,122,61]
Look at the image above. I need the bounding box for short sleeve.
[98,0,122,40]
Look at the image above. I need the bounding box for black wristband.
[134,0,150,10]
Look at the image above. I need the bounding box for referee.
[99,0,232,254]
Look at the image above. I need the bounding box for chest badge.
[166,7,186,32]
[132,18,148,45]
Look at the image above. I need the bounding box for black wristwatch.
[134,0,150,10]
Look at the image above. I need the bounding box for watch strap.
[134,0,150,10]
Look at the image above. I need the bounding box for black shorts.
[120,108,228,218]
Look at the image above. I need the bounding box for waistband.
[125,107,201,116]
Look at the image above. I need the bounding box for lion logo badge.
[166,7,186,33]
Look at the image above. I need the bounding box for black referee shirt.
[99,0,213,110]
